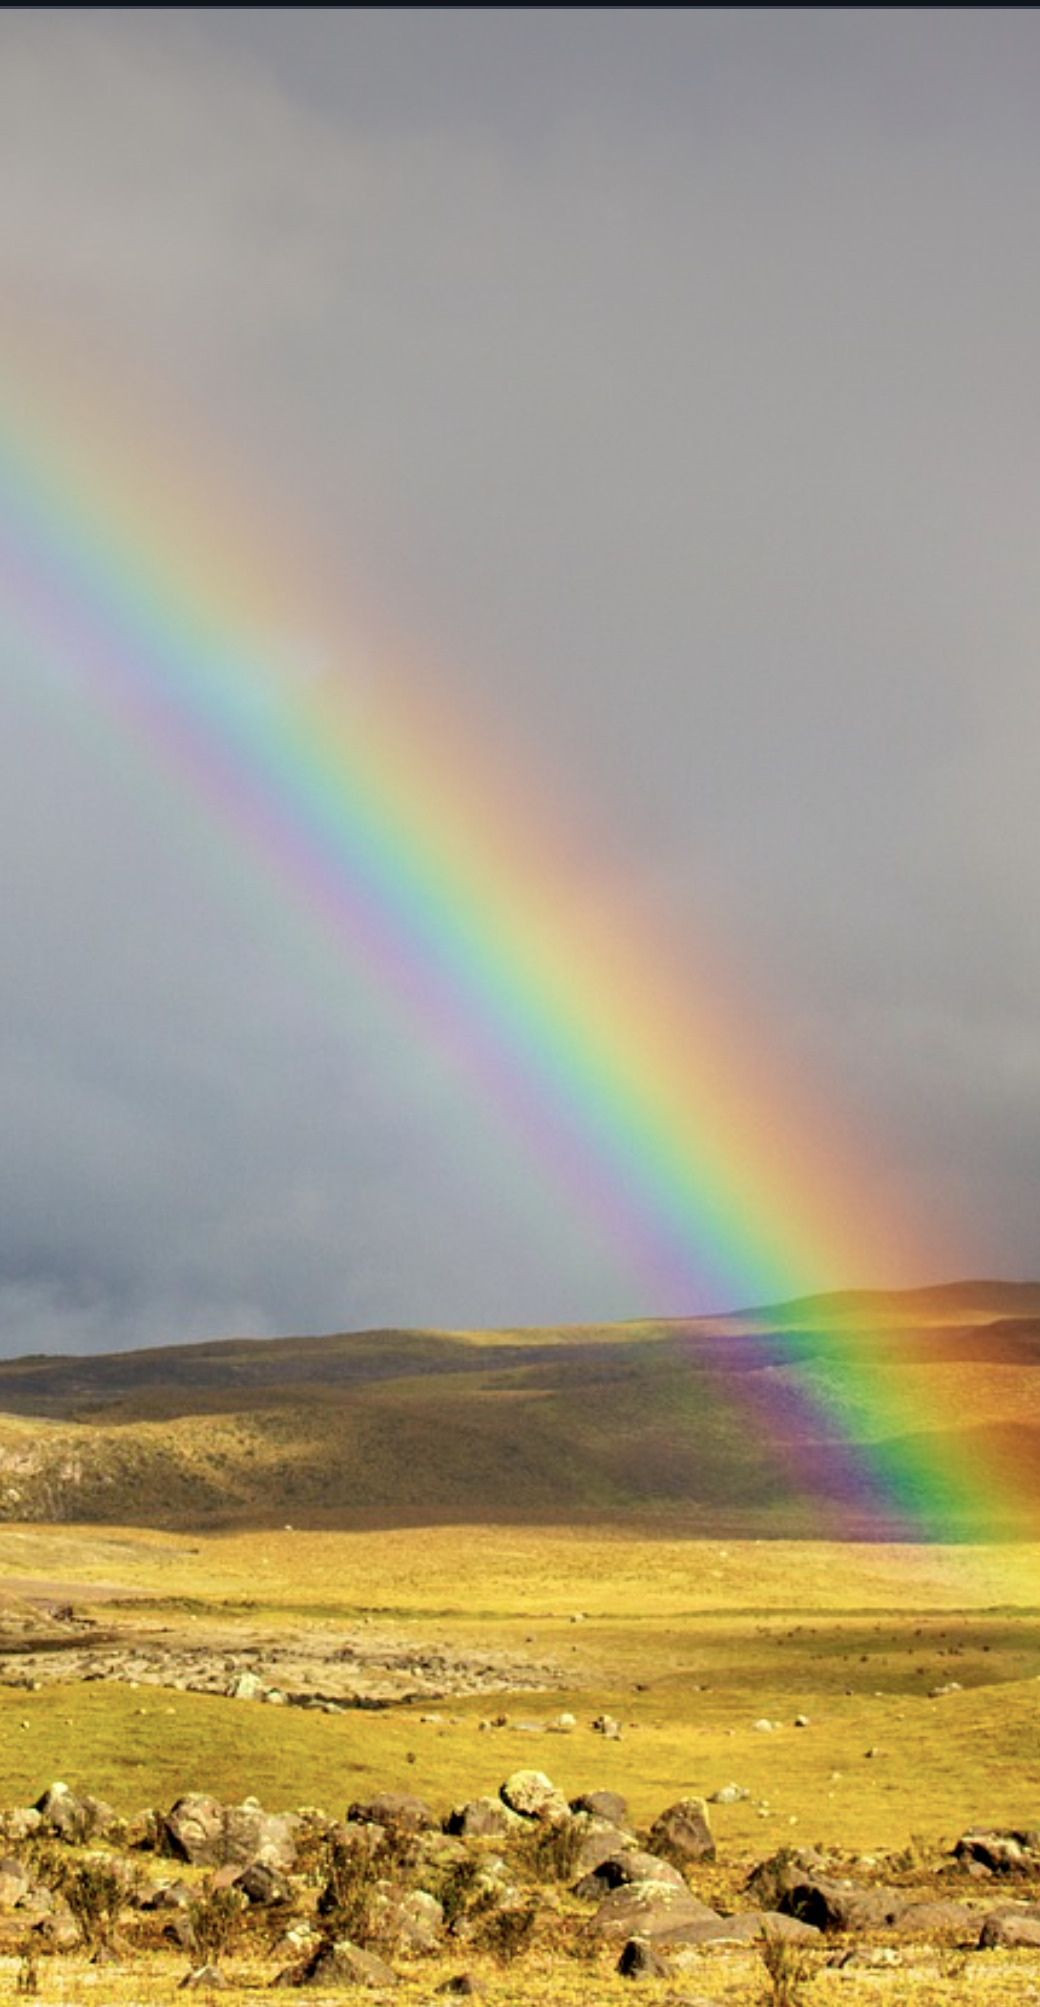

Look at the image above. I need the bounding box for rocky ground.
[0,1593,562,1708]
[0,1765,1038,2001]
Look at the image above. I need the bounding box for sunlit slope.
[0,1282,1036,1534]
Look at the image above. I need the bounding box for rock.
[745,1847,831,1910]
[892,1900,984,1937]
[444,1797,516,1840]
[647,1799,715,1866]
[955,1828,1040,1874]
[369,1886,444,1953]
[669,1910,821,1946]
[435,1974,485,1995]
[499,1770,569,1822]
[280,1939,399,1987]
[592,1714,622,1739]
[34,1782,113,1842]
[348,1793,433,1833]
[571,1789,628,1825]
[0,1859,30,1908]
[576,1850,687,1900]
[180,1967,227,1990]
[234,1861,293,1906]
[979,1910,1040,1948]
[228,1672,265,1701]
[753,1719,777,1732]
[570,1820,634,1879]
[548,1712,577,1733]
[617,1935,675,1977]
[162,1794,298,1871]
[588,1880,721,1941]
[708,1784,748,1805]
[779,1875,907,1932]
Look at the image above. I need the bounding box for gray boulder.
[499,1770,569,1822]
[576,1849,686,1900]
[979,1910,1040,1949]
[588,1879,721,1941]
[348,1793,433,1833]
[162,1794,298,1871]
[571,1790,628,1825]
[444,1798,517,1840]
[955,1828,1040,1874]
[646,1797,715,1866]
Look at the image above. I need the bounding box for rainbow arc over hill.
[0,340,1034,1543]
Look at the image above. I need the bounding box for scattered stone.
[592,1713,622,1738]
[708,1785,749,1805]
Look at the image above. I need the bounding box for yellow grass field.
[0,1522,1037,1851]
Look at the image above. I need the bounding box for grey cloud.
[0,11,1038,1351]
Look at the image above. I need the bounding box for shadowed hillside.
[0,1282,1037,1536]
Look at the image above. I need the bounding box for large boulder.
[349,1794,434,1834]
[668,1910,821,1946]
[979,1909,1040,1949]
[576,1849,686,1900]
[162,1795,298,1871]
[745,1847,831,1910]
[444,1798,518,1841]
[779,1875,907,1933]
[588,1879,721,1941]
[35,1782,113,1843]
[499,1771,569,1822]
[276,1939,399,1988]
[571,1790,628,1826]
[646,1798,715,1866]
[955,1829,1040,1874]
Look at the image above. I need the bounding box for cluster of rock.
[0,1611,561,1709]
[2,1774,1040,1986]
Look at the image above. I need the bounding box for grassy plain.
[0,1527,1038,2002]
[0,1522,1037,1851]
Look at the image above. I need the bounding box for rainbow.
[0,335,1032,1542]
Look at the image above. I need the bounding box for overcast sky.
[0,8,1038,1355]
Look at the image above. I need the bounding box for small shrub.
[474,1895,540,1965]
[430,1853,485,1933]
[186,1881,247,1967]
[516,1816,586,1884]
[758,1924,815,2007]
[15,1936,39,1996]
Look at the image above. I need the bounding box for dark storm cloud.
[0,9,1038,1350]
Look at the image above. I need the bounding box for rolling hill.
[0,1281,1037,1536]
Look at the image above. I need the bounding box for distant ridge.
[0,1282,1036,1537]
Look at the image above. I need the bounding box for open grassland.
[0,1523,1037,1853]
[0,1529,1037,2000]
